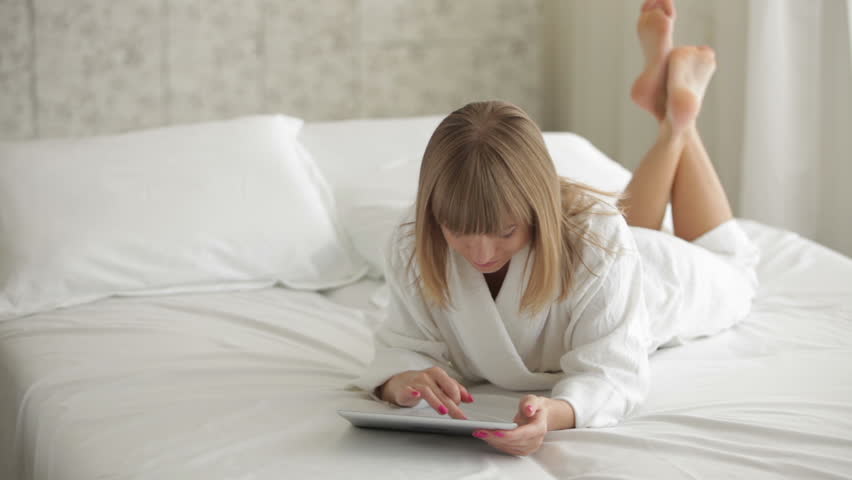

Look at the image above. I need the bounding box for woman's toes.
[696,46,716,63]
[642,0,675,16]
[669,46,693,65]
[658,0,675,17]
[638,8,672,41]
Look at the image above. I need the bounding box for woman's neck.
[483,261,511,300]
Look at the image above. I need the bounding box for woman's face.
[441,221,532,274]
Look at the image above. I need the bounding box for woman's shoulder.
[574,200,635,255]
[563,200,638,283]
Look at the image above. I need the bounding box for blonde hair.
[406,100,623,315]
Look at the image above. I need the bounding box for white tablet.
[338,405,518,436]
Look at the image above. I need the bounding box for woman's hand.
[378,366,474,419]
[472,395,576,456]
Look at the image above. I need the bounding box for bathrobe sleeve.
[551,212,651,428]
[350,227,462,393]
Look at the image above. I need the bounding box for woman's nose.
[469,237,496,264]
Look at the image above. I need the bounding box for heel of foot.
[631,76,650,106]
[631,74,653,110]
[668,87,699,130]
[632,68,667,120]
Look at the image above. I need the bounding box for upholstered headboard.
[0,0,544,140]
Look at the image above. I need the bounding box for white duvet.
[1,219,851,479]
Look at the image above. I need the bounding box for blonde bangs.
[430,148,532,236]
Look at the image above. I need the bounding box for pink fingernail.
[526,405,534,414]
[473,431,489,438]
[494,431,506,437]
[438,405,448,415]
[467,393,475,402]
[411,390,420,397]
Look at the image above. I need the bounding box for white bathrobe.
[352,206,760,428]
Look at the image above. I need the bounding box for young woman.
[353,0,759,456]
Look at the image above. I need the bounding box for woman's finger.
[514,418,546,439]
[445,402,468,419]
[419,383,467,420]
[476,412,546,441]
[458,384,474,403]
[474,422,545,456]
[473,431,530,456]
[518,395,543,418]
[393,385,422,407]
[428,367,463,405]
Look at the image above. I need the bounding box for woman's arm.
[551,216,652,428]
[545,398,576,430]
[350,227,467,410]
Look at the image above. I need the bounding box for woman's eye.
[500,228,515,238]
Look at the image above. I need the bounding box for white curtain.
[740,0,852,256]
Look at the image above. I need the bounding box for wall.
[3,0,849,256]
[0,0,543,140]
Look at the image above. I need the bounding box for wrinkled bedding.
[1,220,850,479]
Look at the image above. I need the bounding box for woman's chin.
[472,260,505,273]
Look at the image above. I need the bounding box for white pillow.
[300,116,442,278]
[299,115,443,195]
[300,117,672,279]
[0,115,367,319]
[545,133,632,194]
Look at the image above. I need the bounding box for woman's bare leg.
[667,47,733,241]
[621,0,733,241]
[621,0,681,229]
[619,122,686,230]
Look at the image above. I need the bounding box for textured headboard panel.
[0,0,543,140]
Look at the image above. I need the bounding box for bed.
[1,116,851,479]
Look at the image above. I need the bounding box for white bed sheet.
[320,278,385,313]
[1,219,851,479]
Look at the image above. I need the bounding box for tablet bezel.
[337,409,518,436]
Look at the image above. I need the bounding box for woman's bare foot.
[666,46,716,133]
[630,0,676,122]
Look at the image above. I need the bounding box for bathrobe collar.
[447,244,562,390]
